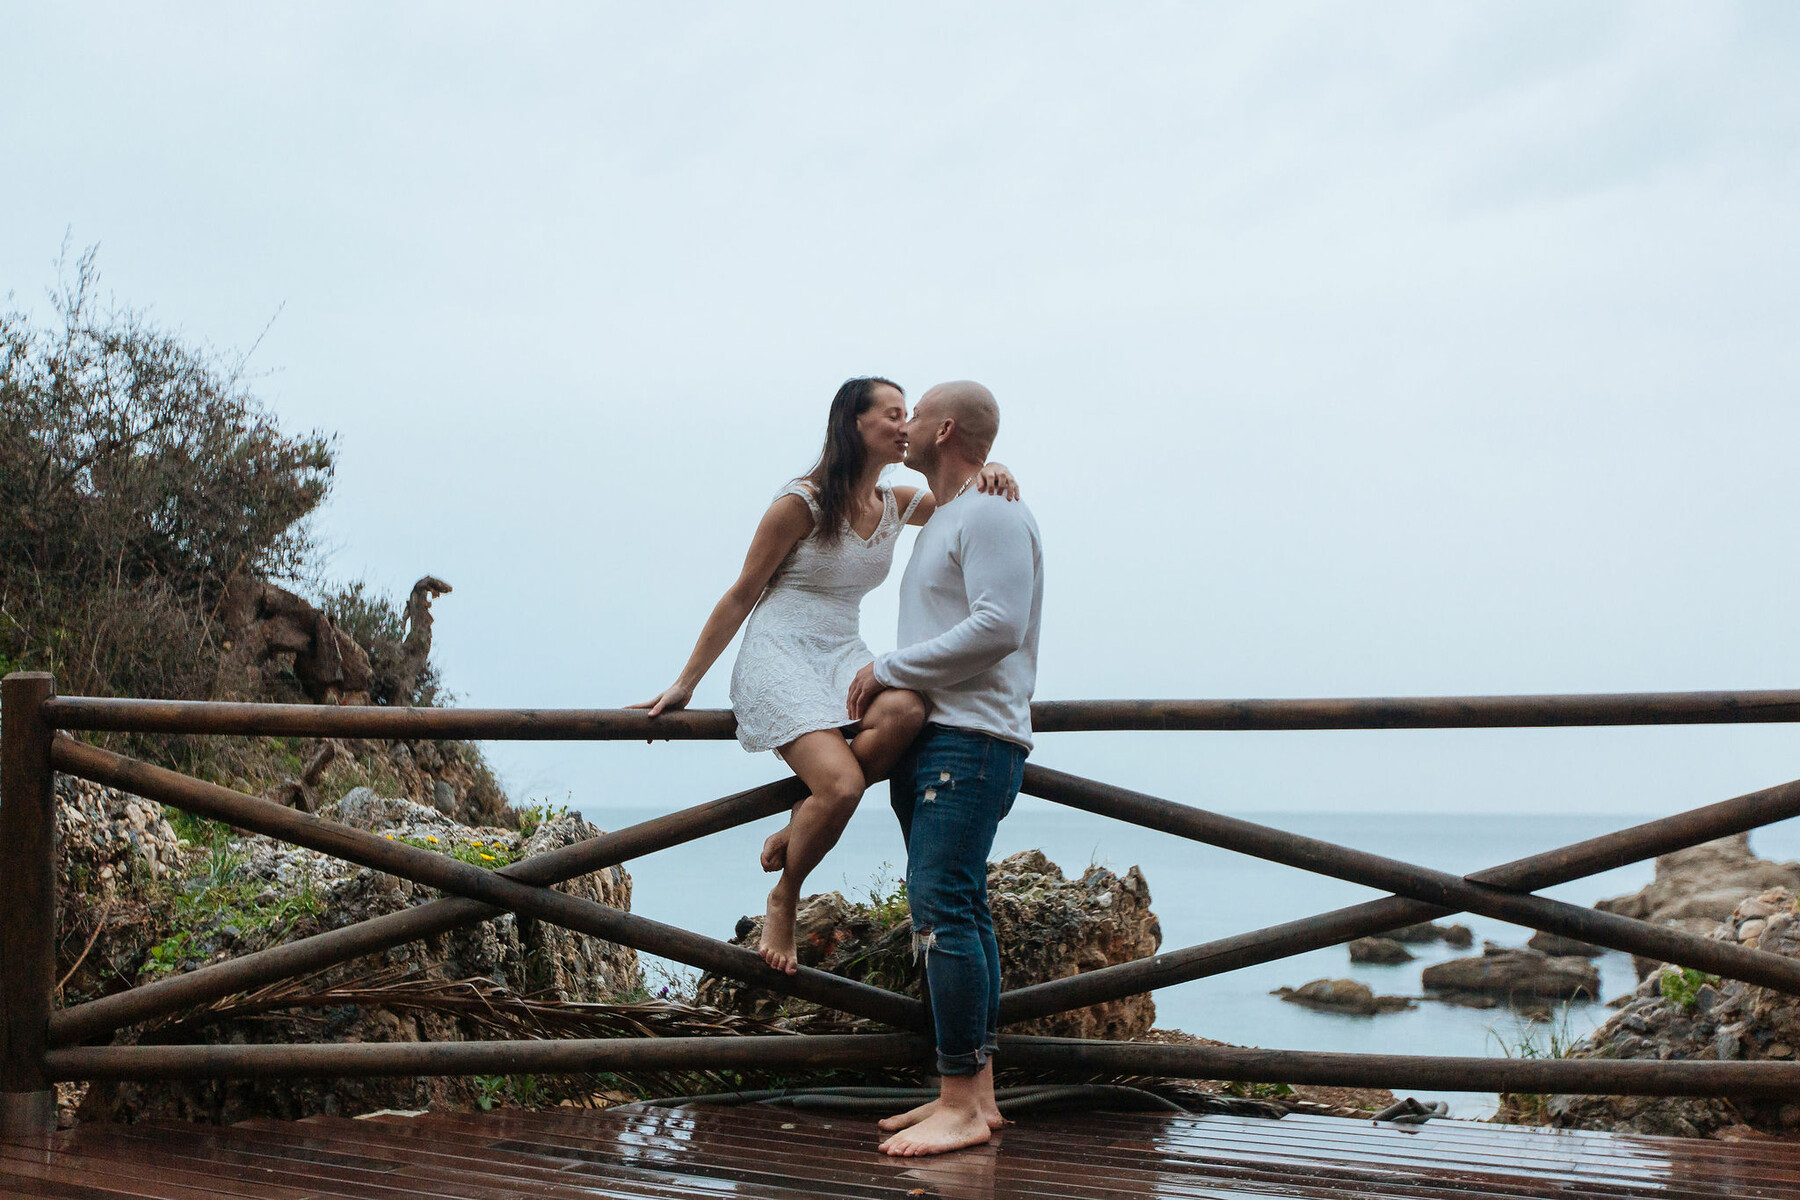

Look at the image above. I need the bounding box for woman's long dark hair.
[802,376,901,545]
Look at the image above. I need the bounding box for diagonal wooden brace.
[1004,764,1800,1024]
[51,738,927,1032]
[51,772,810,1046]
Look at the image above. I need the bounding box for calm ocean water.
[587,798,1800,1119]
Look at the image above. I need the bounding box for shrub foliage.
[0,248,334,701]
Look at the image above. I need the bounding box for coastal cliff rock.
[1596,833,1800,978]
[1529,887,1800,1139]
[55,779,637,1125]
[696,849,1162,1039]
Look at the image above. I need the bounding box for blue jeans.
[891,723,1027,1076]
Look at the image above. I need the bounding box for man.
[847,380,1044,1158]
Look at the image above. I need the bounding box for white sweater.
[873,490,1043,749]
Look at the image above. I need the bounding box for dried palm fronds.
[137,966,924,1103]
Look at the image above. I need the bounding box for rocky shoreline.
[52,776,637,1126]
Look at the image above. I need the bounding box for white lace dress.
[729,481,925,753]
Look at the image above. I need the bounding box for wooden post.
[1,673,57,1138]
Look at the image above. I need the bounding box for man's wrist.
[871,655,896,688]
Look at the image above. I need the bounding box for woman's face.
[857,384,910,467]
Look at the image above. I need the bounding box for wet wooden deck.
[3,1101,1794,1198]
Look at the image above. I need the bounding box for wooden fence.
[7,670,1800,1135]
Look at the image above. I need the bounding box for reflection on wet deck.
[4,1100,1795,1198]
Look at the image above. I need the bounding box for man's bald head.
[918,380,1000,460]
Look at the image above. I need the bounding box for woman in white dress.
[633,377,1016,974]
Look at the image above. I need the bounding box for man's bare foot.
[879,1105,992,1157]
[877,1096,1006,1132]
[759,826,790,873]
[758,887,799,974]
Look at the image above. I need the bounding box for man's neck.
[925,454,988,508]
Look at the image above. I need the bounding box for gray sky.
[6,2,1799,817]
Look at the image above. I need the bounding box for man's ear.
[935,417,957,447]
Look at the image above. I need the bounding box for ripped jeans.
[891,723,1027,1076]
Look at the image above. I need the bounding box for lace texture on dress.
[729,481,923,753]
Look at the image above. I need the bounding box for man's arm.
[873,503,1035,692]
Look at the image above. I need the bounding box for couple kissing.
[636,377,1044,1156]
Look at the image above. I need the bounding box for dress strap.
[896,486,927,527]
[777,480,822,518]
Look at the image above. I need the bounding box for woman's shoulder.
[773,479,821,512]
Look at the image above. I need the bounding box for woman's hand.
[629,682,693,718]
[975,461,1020,501]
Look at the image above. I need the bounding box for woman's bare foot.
[877,1096,1006,1132]
[758,887,799,974]
[759,826,790,873]
[879,1105,992,1157]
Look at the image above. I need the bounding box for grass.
[1489,1003,1583,1123]
[144,851,325,976]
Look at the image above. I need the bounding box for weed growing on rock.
[858,862,909,928]
[517,797,575,838]
[1658,966,1722,1013]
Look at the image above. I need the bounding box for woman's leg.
[760,729,867,973]
[761,689,928,871]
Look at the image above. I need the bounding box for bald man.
[847,381,1045,1157]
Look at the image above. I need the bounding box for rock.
[1273,979,1413,1016]
[696,850,1162,1040]
[1382,921,1473,946]
[53,775,197,1011]
[1597,834,1800,978]
[1528,931,1603,958]
[1421,947,1600,1000]
[1347,937,1414,964]
[68,782,638,1125]
[1524,887,1800,1139]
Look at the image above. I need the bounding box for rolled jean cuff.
[983,1035,999,1056]
[936,1044,989,1077]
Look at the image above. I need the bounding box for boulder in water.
[1348,936,1415,964]
[1421,946,1600,1000]
[1273,978,1413,1016]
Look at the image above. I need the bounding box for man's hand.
[847,661,889,722]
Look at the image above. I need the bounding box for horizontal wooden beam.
[44,1031,1800,1099]
[1031,690,1800,731]
[50,738,926,1032]
[42,687,1800,739]
[50,774,808,1046]
[45,1033,931,1081]
[1000,1036,1800,1099]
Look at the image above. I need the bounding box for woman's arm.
[631,495,814,716]
[901,462,1019,527]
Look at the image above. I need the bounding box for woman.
[633,377,1017,974]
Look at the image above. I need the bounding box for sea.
[589,798,1800,1120]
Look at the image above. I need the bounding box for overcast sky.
[6,3,1799,818]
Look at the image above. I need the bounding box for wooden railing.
[8,670,1800,1135]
